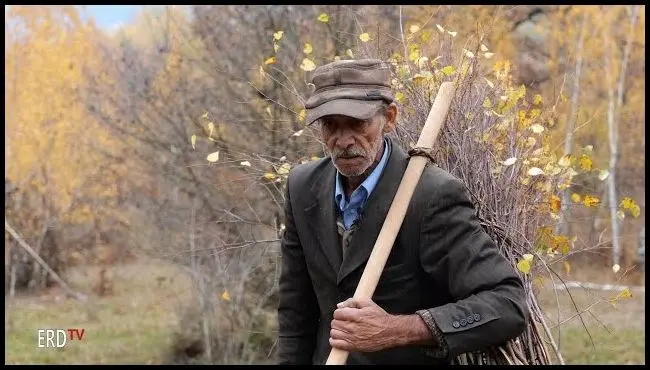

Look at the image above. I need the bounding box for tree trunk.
[555,14,587,237]
[604,5,640,268]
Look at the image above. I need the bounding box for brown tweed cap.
[304,59,394,125]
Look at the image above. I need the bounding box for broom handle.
[326,81,456,365]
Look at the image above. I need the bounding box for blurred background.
[4,5,645,365]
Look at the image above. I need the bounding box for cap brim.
[306,99,384,125]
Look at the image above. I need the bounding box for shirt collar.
[334,138,391,211]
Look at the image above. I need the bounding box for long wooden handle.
[325,81,456,365]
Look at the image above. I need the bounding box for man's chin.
[333,158,370,177]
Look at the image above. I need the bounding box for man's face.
[320,105,396,177]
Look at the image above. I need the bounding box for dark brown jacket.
[277,137,529,365]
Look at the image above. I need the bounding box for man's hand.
[329,298,402,352]
[329,298,437,353]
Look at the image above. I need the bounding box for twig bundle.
[392,63,559,365]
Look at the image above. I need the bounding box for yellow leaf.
[579,154,593,171]
[208,122,215,137]
[317,13,329,22]
[571,193,581,203]
[482,97,492,108]
[558,155,572,168]
[298,109,306,122]
[201,112,209,119]
[617,287,632,299]
[303,43,313,54]
[274,42,280,53]
[441,65,456,76]
[564,261,571,274]
[409,24,420,33]
[221,290,231,301]
[516,258,531,274]
[273,31,284,41]
[300,58,316,71]
[620,197,641,218]
[530,124,545,134]
[583,195,601,207]
[420,30,432,42]
[264,56,276,65]
[525,137,537,148]
[583,145,593,152]
[550,195,561,213]
[409,49,420,62]
[523,253,534,262]
[359,33,370,42]
[533,94,543,105]
[191,134,196,150]
[206,151,220,162]
[264,173,277,180]
[395,91,405,103]
[598,170,610,181]
[277,162,291,175]
[346,49,354,58]
[311,155,320,161]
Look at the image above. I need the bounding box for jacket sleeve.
[417,177,529,360]
[276,174,320,364]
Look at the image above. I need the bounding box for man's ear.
[383,103,398,133]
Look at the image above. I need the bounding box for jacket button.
[474,313,481,321]
[452,321,460,328]
[460,318,467,326]
[467,316,474,324]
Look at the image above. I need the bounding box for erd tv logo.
[37,329,86,348]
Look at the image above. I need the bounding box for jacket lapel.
[337,138,409,285]
[305,163,342,275]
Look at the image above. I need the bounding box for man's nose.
[336,131,355,148]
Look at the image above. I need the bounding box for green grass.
[4,261,646,364]
[555,326,645,365]
[5,261,195,365]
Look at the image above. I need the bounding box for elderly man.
[277,59,529,365]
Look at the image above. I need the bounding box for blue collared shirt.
[335,139,391,230]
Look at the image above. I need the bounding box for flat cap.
[304,58,394,125]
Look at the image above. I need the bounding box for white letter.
[56,329,67,348]
[46,329,55,348]
[37,330,45,348]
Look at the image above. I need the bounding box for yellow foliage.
[619,197,641,218]
[583,195,601,207]
[579,154,593,171]
[571,193,582,203]
[549,195,562,213]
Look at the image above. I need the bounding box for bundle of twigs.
[391,60,560,365]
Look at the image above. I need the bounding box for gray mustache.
[333,148,366,159]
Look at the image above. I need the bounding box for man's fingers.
[329,327,348,340]
[329,337,353,351]
[336,298,354,308]
[337,297,376,309]
[354,298,376,308]
[333,307,359,321]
